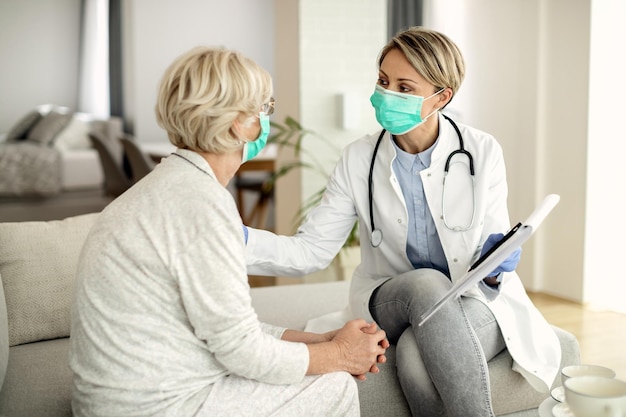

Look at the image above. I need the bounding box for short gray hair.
[155,47,272,153]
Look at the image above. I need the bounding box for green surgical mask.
[242,112,270,163]
[370,85,443,135]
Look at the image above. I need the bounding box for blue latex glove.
[242,225,249,244]
[480,233,522,277]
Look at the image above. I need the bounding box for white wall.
[424,0,626,311]
[298,0,387,203]
[126,0,275,143]
[293,0,387,283]
[0,0,274,140]
[0,0,81,131]
[425,0,548,290]
[535,0,592,301]
[584,0,626,313]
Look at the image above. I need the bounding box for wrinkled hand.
[480,233,522,276]
[357,322,389,380]
[332,319,387,381]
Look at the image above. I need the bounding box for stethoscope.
[368,114,476,247]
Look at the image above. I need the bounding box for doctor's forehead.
[378,53,430,88]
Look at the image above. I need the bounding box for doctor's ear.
[437,87,454,108]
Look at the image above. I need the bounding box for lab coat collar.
[376,112,458,171]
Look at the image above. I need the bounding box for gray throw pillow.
[27,111,72,146]
[0,213,99,346]
[5,110,43,141]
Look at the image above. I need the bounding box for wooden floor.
[528,292,626,380]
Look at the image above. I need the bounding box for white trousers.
[197,371,360,417]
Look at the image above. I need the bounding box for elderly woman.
[244,27,561,416]
[69,47,387,417]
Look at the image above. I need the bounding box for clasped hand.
[330,320,389,381]
[480,233,522,277]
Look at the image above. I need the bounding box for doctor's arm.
[244,165,358,277]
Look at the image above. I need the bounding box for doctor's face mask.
[242,111,270,163]
[370,85,443,135]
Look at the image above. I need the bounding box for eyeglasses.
[262,97,275,115]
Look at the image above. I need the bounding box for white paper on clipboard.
[418,194,560,327]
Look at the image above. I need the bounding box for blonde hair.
[379,27,465,99]
[155,47,272,153]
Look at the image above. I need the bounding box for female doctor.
[245,27,561,417]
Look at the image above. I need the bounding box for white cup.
[564,376,626,417]
[562,364,616,385]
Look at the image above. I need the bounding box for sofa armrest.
[251,281,351,330]
[0,279,8,391]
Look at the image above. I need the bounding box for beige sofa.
[0,213,580,416]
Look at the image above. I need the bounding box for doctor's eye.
[377,78,388,87]
[399,85,413,93]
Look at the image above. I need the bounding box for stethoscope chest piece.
[370,229,383,247]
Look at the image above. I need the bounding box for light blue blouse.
[391,138,449,277]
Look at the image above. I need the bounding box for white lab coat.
[246,112,561,392]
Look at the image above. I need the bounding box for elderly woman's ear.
[231,113,260,141]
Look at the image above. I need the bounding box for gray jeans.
[369,269,506,417]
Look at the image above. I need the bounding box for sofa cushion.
[4,110,43,142]
[27,110,72,146]
[53,116,92,151]
[0,213,98,346]
[0,338,73,417]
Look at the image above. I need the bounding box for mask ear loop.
[420,88,447,123]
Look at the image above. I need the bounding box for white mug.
[564,376,626,417]
[562,364,616,385]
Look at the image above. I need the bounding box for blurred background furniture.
[89,132,131,198]
[235,171,274,230]
[120,135,155,184]
[234,144,277,230]
[0,106,122,197]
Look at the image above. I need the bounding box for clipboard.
[417,194,560,327]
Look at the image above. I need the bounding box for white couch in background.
[0,106,122,196]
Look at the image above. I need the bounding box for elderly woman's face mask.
[242,112,270,163]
